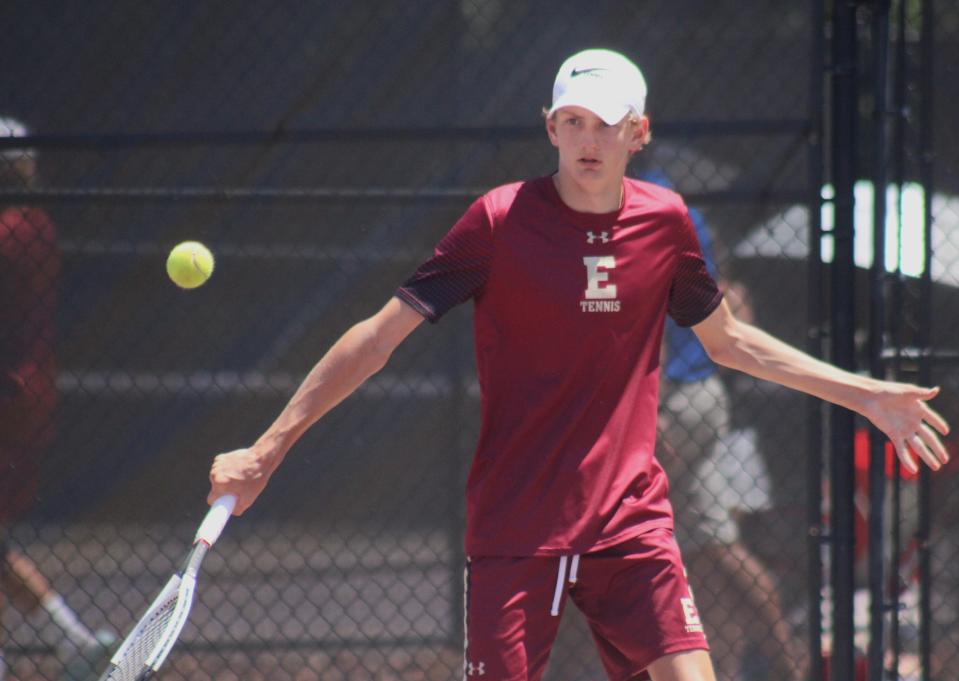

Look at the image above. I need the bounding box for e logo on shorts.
[681,596,704,633]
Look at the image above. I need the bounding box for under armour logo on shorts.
[466,660,486,676]
[586,230,610,244]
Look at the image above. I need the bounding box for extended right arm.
[208,297,424,514]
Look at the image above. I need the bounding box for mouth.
[578,157,602,168]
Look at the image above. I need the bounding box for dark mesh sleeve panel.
[667,209,723,327]
[396,197,493,323]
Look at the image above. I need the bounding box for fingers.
[896,424,951,474]
[920,401,950,436]
[913,386,952,469]
[208,485,247,515]
[916,423,950,467]
[908,433,939,471]
[207,448,267,515]
[894,440,920,475]
[208,451,249,515]
[207,458,221,506]
[895,385,952,471]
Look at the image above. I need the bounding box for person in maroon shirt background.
[0,122,58,536]
[207,51,951,681]
[0,116,114,681]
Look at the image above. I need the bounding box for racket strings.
[101,592,180,681]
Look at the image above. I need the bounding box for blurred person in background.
[206,50,950,681]
[0,116,114,681]
[660,273,807,681]
[645,172,806,680]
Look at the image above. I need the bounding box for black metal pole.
[830,2,860,679]
[867,2,892,680]
[887,1,910,673]
[807,2,827,680]
[917,1,935,678]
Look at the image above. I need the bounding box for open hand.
[865,384,950,475]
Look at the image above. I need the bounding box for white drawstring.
[550,554,581,616]
[550,556,567,616]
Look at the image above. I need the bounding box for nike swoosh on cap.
[570,67,607,77]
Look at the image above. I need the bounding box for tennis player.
[207,49,950,681]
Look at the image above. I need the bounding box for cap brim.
[548,93,631,126]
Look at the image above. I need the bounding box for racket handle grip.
[195,494,237,546]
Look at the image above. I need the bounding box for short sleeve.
[667,208,723,327]
[396,196,493,323]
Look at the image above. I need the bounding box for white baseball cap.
[548,49,647,125]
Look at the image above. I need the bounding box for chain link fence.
[1,1,958,680]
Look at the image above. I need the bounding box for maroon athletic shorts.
[463,527,709,681]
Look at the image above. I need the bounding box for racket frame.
[141,543,207,670]
[98,495,236,680]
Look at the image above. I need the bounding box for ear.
[628,115,650,153]
[545,115,559,148]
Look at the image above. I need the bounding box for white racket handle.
[195,494,237,546]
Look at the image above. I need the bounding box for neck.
[552,171,623,214]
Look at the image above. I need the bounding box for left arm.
[692,299,950,474]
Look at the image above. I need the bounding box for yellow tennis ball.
[166,241,214,289]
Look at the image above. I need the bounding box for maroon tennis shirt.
[397,176,722,556]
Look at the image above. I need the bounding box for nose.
[581,127,600,152]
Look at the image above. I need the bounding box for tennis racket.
[97,494,237,681]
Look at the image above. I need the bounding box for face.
[546,106,648,189]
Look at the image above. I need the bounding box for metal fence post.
[829,2,861,679]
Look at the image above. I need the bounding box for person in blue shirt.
[645,169,730,485]
[646,170,806,681]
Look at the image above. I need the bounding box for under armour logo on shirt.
[466,661,486,676]
[586,231,610,244]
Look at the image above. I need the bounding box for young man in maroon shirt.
[207,50,950,681]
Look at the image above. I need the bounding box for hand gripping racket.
[97,495,237,681]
